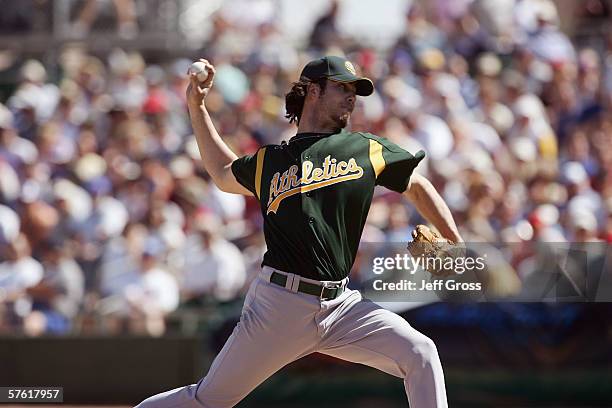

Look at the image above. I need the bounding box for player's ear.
[307,81,321,99]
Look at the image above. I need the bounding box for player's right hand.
[186,58,216,109]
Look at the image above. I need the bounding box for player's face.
[318,80,357,129]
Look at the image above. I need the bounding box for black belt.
[269,271,345,300]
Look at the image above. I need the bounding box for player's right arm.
[186,59,251,195]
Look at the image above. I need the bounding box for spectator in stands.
[23,239,84,335]
[309,0,341,51]
[121,240,179,336]
[71,0,138,39]
[179,209,246,304]
[0,234,43,332]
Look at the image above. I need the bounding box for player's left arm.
[403,173,463,243]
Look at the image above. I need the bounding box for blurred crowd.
[1,0,612,336]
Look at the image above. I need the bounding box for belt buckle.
[320,281,342,300]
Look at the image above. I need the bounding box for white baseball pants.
[135,267,448,408]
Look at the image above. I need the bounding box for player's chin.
[336,114,350,128]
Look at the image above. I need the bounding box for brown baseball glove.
[406,225,457,277]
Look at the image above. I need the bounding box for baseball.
[189,61,209,82]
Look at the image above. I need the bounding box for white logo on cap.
[345,61,356,75]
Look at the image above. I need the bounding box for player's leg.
[317,292,447,408]
[136,276,320,408]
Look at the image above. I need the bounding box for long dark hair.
[284,78,327,125]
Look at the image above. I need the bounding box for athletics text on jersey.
[266,155,364,214]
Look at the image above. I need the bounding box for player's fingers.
[200,70,214,88]
[187,72,198,87]
[188,73,204,94]
[198,58,215,75]
[201,78,214,89]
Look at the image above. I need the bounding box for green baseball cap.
[300,56,374,96]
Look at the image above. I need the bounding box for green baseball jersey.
[231,130,425,281]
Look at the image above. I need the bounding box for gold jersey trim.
[368,139,386,178]
[254,147,267,200]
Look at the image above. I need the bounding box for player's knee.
[402,335,440,376]
[419,336,440,363]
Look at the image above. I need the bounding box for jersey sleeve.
[231,148,262,198]
[372,136,426,193]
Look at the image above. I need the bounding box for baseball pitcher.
[136,56,463,408]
